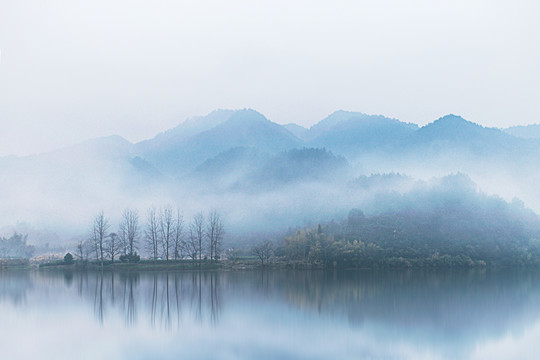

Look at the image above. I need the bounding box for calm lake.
[1,269,539,359]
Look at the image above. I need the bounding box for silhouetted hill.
[136,109,235,153]
[139,109,302,174]
[410,115,517,153]
[504,124,540,139]
[186,147,269,190]
[187,147,348,192]
[3,109,540,242]
[307,110,364,140]
[249,148,348,189]
[386,115,540,178]
[193,147,267,178]
[310,113,418,156]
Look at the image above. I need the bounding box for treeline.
[274,196,540,268]
[0,233,35,259]
[74,206,224,267]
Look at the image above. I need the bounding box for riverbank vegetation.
[62,206,225,269]
[5,174,540,270]
[275,178,540,268]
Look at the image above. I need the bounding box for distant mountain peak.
[308,110,411,142]
[309,110,367,132]
[420,115,483,135]
[223,108,270,126]
[413,114,521,154]
[308,112,418,154]
[433,114,477,126]
[135,109,236,153]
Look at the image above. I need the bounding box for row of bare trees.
[77,209,141,265]
[184,210,225,266]
[76,207,224,266]
[144,206,185,262]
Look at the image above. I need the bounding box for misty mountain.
[46,134,135,160]
[0,135,159,233]
[304,113,540,167]
[246,148,349,190]
[306,110,369,141]
[4,108,540,247]
[186,147,270,191]
[407,115,523,155]
[306,114,539,167]
[504,124,540,139]
[187,147,348,192]
[135,109,235,154]
[381,114,540,189]
[0,135,136,180]
[283,123,309,141]
[309,112,418,156]
[139,109,302,174]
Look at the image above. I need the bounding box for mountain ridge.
[3,109,540,242]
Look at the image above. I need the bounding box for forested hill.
[281,174,540,267]
[2,109,540,248]
[186,147,348,192]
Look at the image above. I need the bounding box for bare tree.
[145,207,159,262]
[91,236,99,262]
[190,213,205,266]
[75,239,90,262]
[158,205,174,261]
[92,211,110,267]
[186,226,198,261]
[206,210,224,261]
[252,240,274,266]
[118,220,128,256]
[106,232,121,265]
[173,208,185,260]
[119,209,140,258]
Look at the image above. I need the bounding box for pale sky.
[1,0,539,156]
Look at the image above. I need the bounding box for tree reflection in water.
[121,272,138,327]
[2,268,540,359]
[83,270,224,330]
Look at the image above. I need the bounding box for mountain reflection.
[2,269,540,358]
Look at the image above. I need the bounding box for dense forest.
[277,175,540,267]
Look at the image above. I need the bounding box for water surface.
[1,269,539,359]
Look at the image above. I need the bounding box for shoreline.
[2,258,539,271]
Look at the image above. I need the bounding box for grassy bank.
[31,257,527,271]
[2,255,539,272]
[38,259,225,271]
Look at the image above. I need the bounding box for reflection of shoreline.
[0,271,33,305]
[83,269,540,339]
[2,269,540,355]
[83,271,224,329]
[261,269,540,358]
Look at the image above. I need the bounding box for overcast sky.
[1,0,539,156]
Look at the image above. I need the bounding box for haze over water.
[1,269,539,359]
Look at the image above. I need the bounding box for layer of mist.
[1,109,539,254]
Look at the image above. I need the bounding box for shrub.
[63,252,74,264]
[119,252,141,263]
